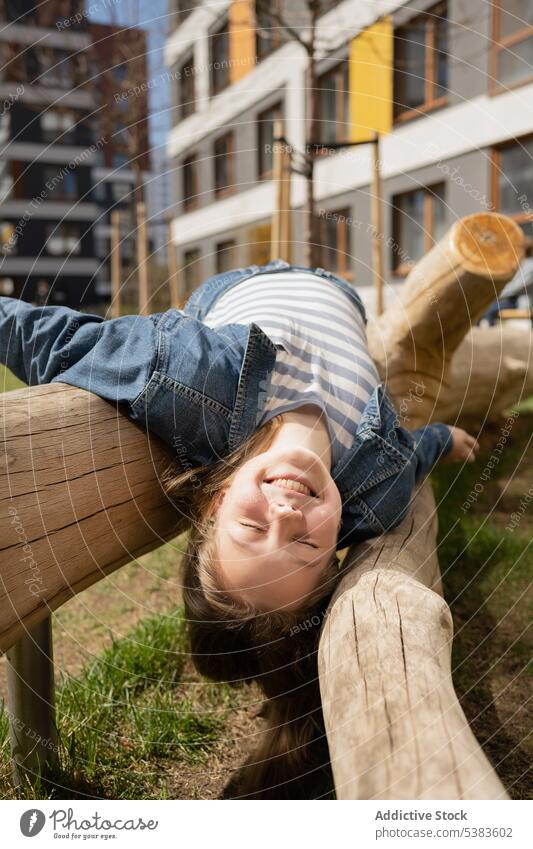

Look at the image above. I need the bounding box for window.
[214,132,234,198]
[210,20,230,96]
[317,208,353,278]
[43,165,77,200]
[394,2,448,122]
[41,110,76,144]
[45,223,81,256]
[112,152,130,169]
[180,54,196,119]
[111,182,133,203]
[183,154,199,210]
[392,184,447,274]
[183,248,202,294]
[255,0,283,62]
[317,62,349,145]
[257,101,283,179]
[216,239,236,273]
[491,137,533,238]
[38,48,73,88]
[491,0,533,92]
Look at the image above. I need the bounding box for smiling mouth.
[264,476,316,497]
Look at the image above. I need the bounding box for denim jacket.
[0,259,453,550]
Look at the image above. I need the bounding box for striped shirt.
[203,271,380,465]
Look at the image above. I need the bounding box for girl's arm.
[0,296,246,464]
[409,422,455,480]
[0,296,159,406]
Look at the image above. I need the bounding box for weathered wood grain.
[318,482,509,800]
[0,383,183,654]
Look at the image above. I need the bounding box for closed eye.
[239,521,266,533]
[295,538,319,549]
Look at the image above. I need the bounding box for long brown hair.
[162,419,344,798]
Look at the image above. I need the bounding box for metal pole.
[271,121,284,261]
[371,134,385,316]
[6,616,58,787]
[167,218,181,309]
[136,200,149,315]
[110,209,121,318]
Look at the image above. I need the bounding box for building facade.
[164,0,533,301]
[0,3,150,311]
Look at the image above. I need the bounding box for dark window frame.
[183,247,202,294]
[255,0,283,62]
[210,18,230,97]
[179,53,196,119]
[213,132,235,198]
[393,1,448,124]
[392,182,446,276]
[490,134,533,229]
[316,61,350,146]
[215,238,237,273]
[257,100,283,180]
[490,0,533,95]
[318,207,353,280]
[182,153,199,211]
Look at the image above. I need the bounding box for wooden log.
[367,212,525,427]
[0,383,182,655]
[318,481,509,800]
[439,326,533,425]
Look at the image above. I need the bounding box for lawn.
[0,368,531,799]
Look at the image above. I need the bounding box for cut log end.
[451,213,525,280]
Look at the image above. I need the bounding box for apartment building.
[89,21,151,305]
[0,3,150,311]
[164,0,533,298]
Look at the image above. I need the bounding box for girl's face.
[211,446,342,611]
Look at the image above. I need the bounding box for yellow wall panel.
[229,0,256,84]
[349,17,393,142]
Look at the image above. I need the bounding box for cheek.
[311,506,341,540]
[224,478,264,517]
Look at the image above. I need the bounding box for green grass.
[430,409,532,798]
[0,607,234,799]
[0,364,25,392]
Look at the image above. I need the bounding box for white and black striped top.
[203,271,381,465]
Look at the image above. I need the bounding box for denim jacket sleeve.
[0,296,159,402]
[0,296,244,464]
[402,421,454,480]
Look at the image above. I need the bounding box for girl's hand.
[442,426,480,463]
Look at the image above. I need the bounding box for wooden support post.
[136,200,149,315]
[167,217,181,309]
[110,209,121,319]
[271,121,291,262]
[6,616,58,786]
[371,134,384,317]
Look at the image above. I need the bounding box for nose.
[269,500,303,519]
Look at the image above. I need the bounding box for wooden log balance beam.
[0,212,527,794]
[318,212,526,799]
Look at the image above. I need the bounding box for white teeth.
[267,477,313,496]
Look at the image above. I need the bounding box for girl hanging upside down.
[0,259,479,799]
